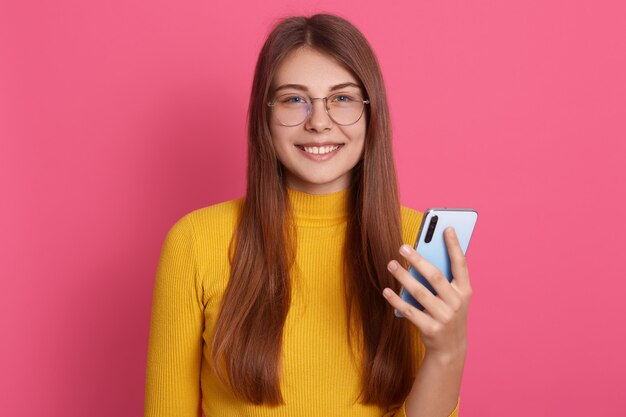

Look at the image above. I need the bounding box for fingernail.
[387,260,398,271]
[400,244,412,255]
[382,288,393,298]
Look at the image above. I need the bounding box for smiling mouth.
[295,144,344,155]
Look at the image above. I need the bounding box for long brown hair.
[211,14,415,407]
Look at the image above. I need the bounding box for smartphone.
[395,208,478,318]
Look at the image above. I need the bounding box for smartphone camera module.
[424,215,438,243]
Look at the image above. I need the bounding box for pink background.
[1,0,625,416]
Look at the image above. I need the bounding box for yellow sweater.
[144,188,460,417]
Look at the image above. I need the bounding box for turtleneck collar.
[286,187,349,226]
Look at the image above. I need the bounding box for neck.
[284,172,351,195]
[286,187,349,227]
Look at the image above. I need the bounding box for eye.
[334,94,354,102]
[278,95,307,104]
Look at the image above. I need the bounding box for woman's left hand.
[383,226,472,364]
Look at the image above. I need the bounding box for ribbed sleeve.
[144,214,204,417]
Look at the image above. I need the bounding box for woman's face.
[269,47,367,195]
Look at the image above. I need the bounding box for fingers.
[382,286,438,330]
[444,227,472,294]
[397,244,460,308]
[387,259,454,323]
[383,231,473,356]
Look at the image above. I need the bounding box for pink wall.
[1,1,624,416]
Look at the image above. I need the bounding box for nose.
[304,97,332,132]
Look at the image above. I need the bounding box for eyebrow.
[274,82,362,93]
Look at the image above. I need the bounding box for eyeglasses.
[267,92,370,127]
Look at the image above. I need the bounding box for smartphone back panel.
[396,208,478,317]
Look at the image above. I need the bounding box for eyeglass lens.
[271,93,367,126]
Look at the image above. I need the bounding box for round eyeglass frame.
[267,94,370,127]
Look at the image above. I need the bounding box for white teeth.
[302,145,340,155]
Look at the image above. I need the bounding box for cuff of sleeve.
[447,397,460,417]
[397,397,460,417]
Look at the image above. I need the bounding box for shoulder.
[185,196,244,229]
[165,196,244,247]
[400,205,424,246]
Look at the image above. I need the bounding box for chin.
[294,173,349,190]
[301,172,342,184]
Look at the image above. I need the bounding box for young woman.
[144,14,471,417]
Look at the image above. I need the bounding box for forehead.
[272,47,360,91]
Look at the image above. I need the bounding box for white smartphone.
[396,208,478,317]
